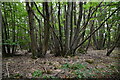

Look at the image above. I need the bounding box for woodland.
[1,1,120,79]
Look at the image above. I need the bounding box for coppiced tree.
[26,2,38,58]
[2,2,120,58]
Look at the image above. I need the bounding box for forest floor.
[2,48,120,79]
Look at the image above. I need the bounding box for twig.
[38,63,47,73]
[54,71,61,77]
[6,62,10,78]
[33,58,39,64]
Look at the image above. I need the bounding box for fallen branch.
[6,62,10,78]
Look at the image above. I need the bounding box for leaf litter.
[2,49,120,78]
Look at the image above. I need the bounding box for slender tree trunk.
[71,2,83,54]
[2,29,6,55]
[86,20,94,51]
[106,23,111,50]
[43,2,50,56]
[58,2,62,47]
[106,34,120,56]
[70,2,73,46]
[10,3,16,54]
[38,20,42,54]
[26,2,37,58]
[117,23,120,50]
[92,17,99,50]
[64,2,72,54]
[0,8,3,55]
[97,7,107,50]
[2,16,7,55]
[81,2,86,43]
[50,3,55,51]
[64,4,66,52]
[73,2,76,26]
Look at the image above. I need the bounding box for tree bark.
[69,2,83,55]
[86,20,94,51]
[106,34,120,56]
[0,7,3,56]
[42,2,50,56]
[58,2,62,46]
[70,2,73,46]
[26,2,38,58]
[65,2,72,52]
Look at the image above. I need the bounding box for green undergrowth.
[60,62,118,78]
[10,62,119,78]
[32,70,43,77]
[61,63,86,70]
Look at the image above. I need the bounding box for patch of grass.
[32,70,43,77]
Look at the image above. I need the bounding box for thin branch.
[33,2,46,20]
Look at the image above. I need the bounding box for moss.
[85,59,94,64]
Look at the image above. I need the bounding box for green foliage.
[3,39,18,46]
[83,3,91,9]
[61,63,86,70]
[70,63,86,70]
[83,2,99,9]
[32,70,43,77]
[90,17,97,21]
[61,63,100,78]
[61,63,70,69]
[73,68,97,78]
[74,70,86,78]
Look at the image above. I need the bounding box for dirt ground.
[2,48,120,78]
